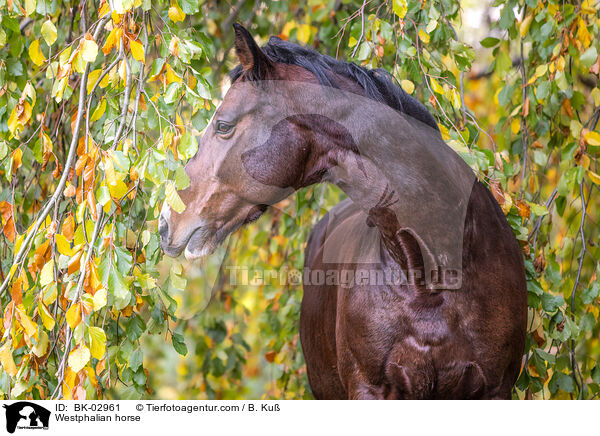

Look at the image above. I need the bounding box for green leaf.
[129,348,143,371]
[528,202,548,217]
[581,47,598,68]
[592,365,600,384]
[126,316,146,342]
[108,267,131,310]
[480,37,500,48]
[541,293,564,313]
[179,0,200,14]
[549,371,575,394]
[174,166,190,190]
[177,132,197,160]
[495,50,512,75]
[41,20,57,45]
[356,42,370,61]
[164,82,181,104]
[133,368,147,386]
[0,141,7,160]
[581,282,599,304]
[172,333,188,356]
[534,349,556,365]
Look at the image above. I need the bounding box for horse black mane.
[229,36,439,131]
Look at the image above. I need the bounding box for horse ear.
[233,23,271,78]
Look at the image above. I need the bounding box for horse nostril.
[158,217,168,240]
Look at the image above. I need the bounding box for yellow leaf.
[93,288,107,311]
[29,40,46,66]
[169,36,180,57]
[15,305,38,340]
[90,98,107,122]
[584,130,600,146]
[68,345,90,373]
[165,182,186,213]
[25,0,36,16]
[577,19,592,48]
[168,2,186,22]
[40,260,54,286]
[400,79,414,94]
[104,156,118,186]
[119,58,129,82]
[81,37,99,63]
[32,331,49,357]
[11,148,23,173]
[72,52,86,74]
[534,64,548,78]
[588,170,600,185]
[439,124,450,141]
[61,367,76,399]
[102,28,120,55]
[99,1,111,17]
[187,74,196,91]
[0,343,18,377]
[88,326,106,359]
[418,29,430,44]
[392,0,407,18]
[582,0,596,14]
[130,39,145,63]
[55,234,75,256]
[519,14,533,38]
[38,301,56,330]
[430,77,443,94]
[592,88,600,107]
[87,69,102,94]
[52,76,68,102]
[100,70,110,88]
[108,179,129,199]
[449,88,461,109]
[113,0,134,14]
[41,20,58,45]
[511,118,521,134]
[281,21,295,39]
[42,283,58,306]
[66,303,82,329]
[165,63,181,84]
[296,24,312,44]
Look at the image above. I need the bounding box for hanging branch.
[0,13,112,297]
[570,182,588,397]
[111,51,133,150]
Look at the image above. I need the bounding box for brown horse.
[159,24,527,399]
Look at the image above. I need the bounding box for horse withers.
[159,24,527,399]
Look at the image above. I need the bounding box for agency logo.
[2,402,50,433]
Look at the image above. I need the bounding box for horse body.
[302,181,527,399]
[159,24,528,399]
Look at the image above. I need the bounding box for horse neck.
[254,80,474,287]
[300,104,475,289]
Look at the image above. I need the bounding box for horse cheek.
[241,133,307,190]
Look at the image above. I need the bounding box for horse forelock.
[228,36,439,131]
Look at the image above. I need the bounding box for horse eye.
[215,120,234,135]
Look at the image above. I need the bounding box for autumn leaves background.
[0,0,599,399]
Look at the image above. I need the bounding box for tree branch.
[0,14,111,296]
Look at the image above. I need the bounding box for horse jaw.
[184,239,216,260]
[182,223,218,260]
